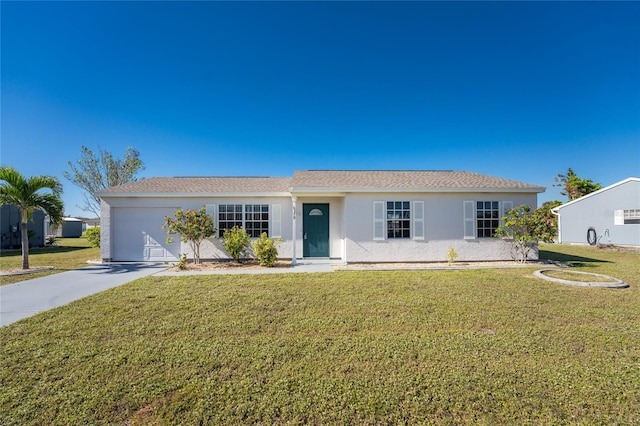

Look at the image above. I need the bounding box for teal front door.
[303,203,329,258]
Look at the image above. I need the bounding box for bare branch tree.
[64,146,145,217]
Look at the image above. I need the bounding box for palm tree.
[0,166,64,269]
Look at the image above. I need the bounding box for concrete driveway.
[0,263,167,327]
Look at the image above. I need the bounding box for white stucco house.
[97,170,545,263]
[553,177,640,247]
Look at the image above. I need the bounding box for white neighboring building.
[96,170,545,263]
[553,177,640,247]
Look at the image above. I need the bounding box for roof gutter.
[97,192,293,198]
[290,186,545,194]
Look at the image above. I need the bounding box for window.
[245,204,269,237]
[387,201,411,238]
[624,209,640,225]
[476,201,500,238]
[218,204,270,237]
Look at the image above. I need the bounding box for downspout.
[551,207,561,243]
[291,196,297,266]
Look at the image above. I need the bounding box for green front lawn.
[1,245,638,424]
[0,238,100,285]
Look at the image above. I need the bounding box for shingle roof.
[98,170,544,196]
[291,170,544,192]
[98,176,292,195]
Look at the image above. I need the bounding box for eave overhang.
[97,191,292,199]
[290,186,545,194]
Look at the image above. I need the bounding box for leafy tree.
[64,146,144,217]
[222,226,250,263]
[495,205,556,263]
[531,200,562,241]
[163,207,215,264]
[554,168,602,201]
[0,166,64,269]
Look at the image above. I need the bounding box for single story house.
[54,217,84,238]
[553,177,640,246]
[78,217,100,233]
[0,204,46,250]
[97,170,545,263]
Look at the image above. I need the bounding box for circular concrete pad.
[534,269,629,288]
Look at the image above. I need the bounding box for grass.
[541,269,618,283]
[0,238,100,285]
[1,244,639,424]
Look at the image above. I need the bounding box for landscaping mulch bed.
[167,260,291,272]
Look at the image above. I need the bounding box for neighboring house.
[0,204,45,249]
[79,217,100,233]
[55,217,84,238]
[97,170,545,263]
[553,177,640,247]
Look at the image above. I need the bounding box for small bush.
[175,253,188,270]
[45,235,57,245]
[83,227,101,248]
[222,226,250,262]
[447,247,458,265]
[252,233,281,267]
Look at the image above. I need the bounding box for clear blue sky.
[2,1,639,217]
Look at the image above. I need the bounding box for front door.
[303,203,329,257]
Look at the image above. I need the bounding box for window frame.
[217,204,270,238]
[476,201,500,238]
[386,201,411,239]
[464,200,512,239]
[623,209,640,225]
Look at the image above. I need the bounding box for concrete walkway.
[0,263,168,327]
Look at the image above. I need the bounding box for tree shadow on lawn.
[539,249,611,268]
[0,246,89,258]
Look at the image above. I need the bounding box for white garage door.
[112,208,180,261]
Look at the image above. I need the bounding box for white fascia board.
[290,190,347,197]
[290,186,545,194]
[555,177,640,211]
[98,191,292,199]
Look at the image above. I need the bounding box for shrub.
[447,247,458,265]
[83,226,101,248]
[222,226,250,262]
[175,253,188,270]
[495,205,555,263]
[252,233,281,267]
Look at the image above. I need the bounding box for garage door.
[112,208,180,261]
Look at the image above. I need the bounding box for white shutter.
[373,201,385,240]
[271,204,282,237]
[413,201,424,240]
[463,201,475,239]
[502,201,513,217]
[205,204,216,236]
[614,210,624,226]
[205,204,216,221]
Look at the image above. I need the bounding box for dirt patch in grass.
[0,266,55,276]
[596,244,640,253]
[338,260,545,269]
